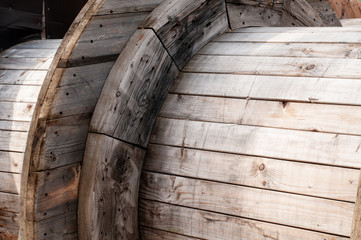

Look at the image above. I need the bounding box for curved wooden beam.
[78,0,228,239]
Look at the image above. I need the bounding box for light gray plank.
[140,227,201,240]
[0,85,41,103]
[96,0,162,15]
[0,49,57,58]
[150,118,361,168]
[232,26,361,32]
[0,130,27,152]
[140,200,349,240]
[0,120,30,132]
[0,101,35,121]
[140,172,354,236]
[184,55,361,79]
[144,144,359,201]
[0,151,24,173]
[0,57,54,70]
[0,172,21,194]
[10,40,62,49]
[0,70,47,85]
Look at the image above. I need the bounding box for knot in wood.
[306,64,315,70]
[259,163,265,171]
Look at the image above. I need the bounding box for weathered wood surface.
[90,29,179,146]
[233,26,361,32]
[352,173,361,240]
[161,94,361,136]
[140,227,201,240]
[0,121,30,132]
[8,40,62,50]
[145,144,359,202]
[141,171,354,235]
[79,133,145,240]
[0,173,21,194]
[342,18,361,26]
[0,49,58,59]
[216,31,361,43]
[171,73,361,106]
[200,42,361,58]
[140,0,228,68]
[0,130,28,152]
[0,85,41,103]
[0,102,35,122]
[184,55,361,79]
[151,118,361,168]
[139,200,349,240]
[329,0,361,18]
[0,151,24,173]
[281,0,325,26]
[0,70,48,85]
[0,57,55,71]
[306,0,341,26]
[96,0,163,15]
[68,12,150,66]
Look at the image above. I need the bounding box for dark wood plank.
[78,133,146,240]
[306,0,342,26]
[139,200,349,240]
[90,29,179,147]
[140,0,228,68]
[96,0,162,15]
[68,12,149,66]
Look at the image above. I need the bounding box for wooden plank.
[226,3,283,29]
[184,55,361,79]
[0,101,35,121]
[0,70,47,85]
[0,121,29,132]
[171,73,361,106]
[78,133,146,240]
[96,0,162,15]
[281,0,325,27]
[0,151,23,173]
[140,227,201,240]
[305,0,342,26]
[215,31,361,43]
[232,26,361,32]
[140,172,354,236]
[33,213,77,240]
[150,118,361,168]
[0,172,21,194]
[90,29,179,147]
[199,42,361,59]
[144,144,359,201]
[160,94,361,136]
[0,49,57,58]
[139,200,349,240]
[0,85,41,102]
[69,12,149,66]
[140,0,228,68]
[341,18,361,27]
[35,116,90,171]
[351,172,361,240]
[0,227,18,240]
[0,57,54,70]
[10,40,62,49]
[0,130,27,152]
[48,62,114,119]
[32,164,80,222]
[0,192,20,212]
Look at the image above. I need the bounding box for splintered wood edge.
[78,0,229,239]
[19,0,105,239]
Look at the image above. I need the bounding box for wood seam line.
[139,198,350,238]
[351,171,361,239]
[19,0,105,239]
[88,131,147,150]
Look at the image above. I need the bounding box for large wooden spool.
[1,0,361,239]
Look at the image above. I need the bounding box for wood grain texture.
[171,73,361,106]
[96,0,163,15]
[0,130,27,152]
[9,40,62,50]
[232,26,361,32]
[90,29,179,146]
[0,85,41,103]
[0,121,30,132]
[305,0,341,26]
[69,12,150,66]
[0,49,58,59]
[216,31,361,43]
[0,151,23,173]
[281,0,325,27]
[184,55,361,79]
[0,101,35,122]
[78,133,145,240]
[200,42,361,59]
[226,3,283,29]
[140,227,201,240]
[140,172,354,236]
[0,57,54,70]
[144,144,359,201]
[140,0,228,68]
[150,118,361,168]
[0,70,47,86]
[139,200,349,240]
[160,94,361,136]
[0,172,21,194]
[352,172,361,240]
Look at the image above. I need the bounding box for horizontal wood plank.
[199,42,361,59]
[160,94,361,135]
[0,49,57,58]
[0,101,35,122]
[0,151,23,173]
[150,118,361,168]
[140,227,201,240]
[233,26,361,33]
[171,73,361,106]
[0,130,28,152]
[139,200,349,240]
[0,121,29,132]
[216,31,361,43]
[0,172,21,194]
[0,70,47,85]
[0,192,20,212]
[144,144,359,201]
[0,57,54,70]
[0,85,41,102]
[140,172,354,236]
[96,0,162,15]
[184,55,361,79]
[9,40,62,49]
